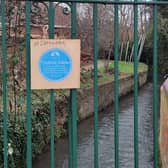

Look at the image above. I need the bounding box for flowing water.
[34,83,154,168]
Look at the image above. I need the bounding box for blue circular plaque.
[38,48,72,81]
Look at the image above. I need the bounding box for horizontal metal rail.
[32,0,168,5]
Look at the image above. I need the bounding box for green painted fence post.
[153,2,158,168]
[48,2,55,168]
[70,2,78,168]
[133,1,139,168]
[1,0,8,167]
[114,1,119,168]
[25,1,32,168]
[93,4,99,168]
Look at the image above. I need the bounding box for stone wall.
[77,72,148,120]
[54,71,148,137]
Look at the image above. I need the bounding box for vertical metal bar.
[48,2,55,168]
[133,1,139,168]
[1,0,8,167]
[68,106,72,168]
[114,1,119,168]
[25,1,32,168]
[153,3,158,168]
[70,2,77,168]
[68,97,72,168]
[93,4,99,168]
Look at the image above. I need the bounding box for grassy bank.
[103,61,148,74]
[81,61,148,88]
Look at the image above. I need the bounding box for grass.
[98,61,148,74]
[81,61,148,88]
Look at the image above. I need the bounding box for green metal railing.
[70,3,78,168]
[153,3,158,168]
[25,1,32,168]
[134,1,139,168]
[114,2,119,168]
[48,2,55,168]
[93,4,99,168]
[1,0,164,168]
[1,0,8,167]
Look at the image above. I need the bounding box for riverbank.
[54,62,148,138]
[53,70,148,144]
[78,71,147,120]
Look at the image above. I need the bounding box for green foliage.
[99,61,148,74]
[0,89,69,168]
[157,17,168,73]
[80,67,93,85]
[55,127,66,139]
[158,0,168,19]
[0,102,50,168]
[10,54,19,67]
[144,15,168,73]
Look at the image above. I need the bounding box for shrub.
[0,102,50,168]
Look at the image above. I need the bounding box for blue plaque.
[38,48,72,81]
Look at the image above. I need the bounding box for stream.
[33,83,154,168]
